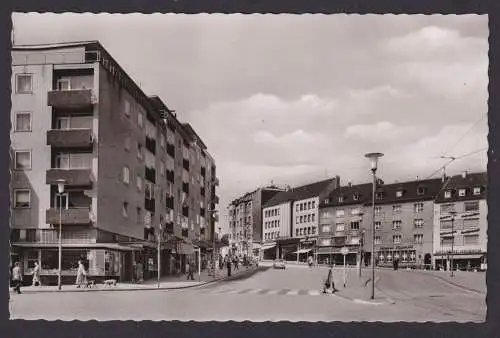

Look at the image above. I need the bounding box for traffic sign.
[340,247,349,256]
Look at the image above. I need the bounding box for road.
[9,265,486,322]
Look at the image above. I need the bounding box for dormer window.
[444,190,452,199]
[473,187,481,195]
[417,187,425,195]
[376,192,384,200]
[458,189,466,197]
[324,198,330,205]
[353,193,359,201]
[396,190,403,198]
[338,196,344,203]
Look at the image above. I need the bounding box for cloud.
[344,121,419,142]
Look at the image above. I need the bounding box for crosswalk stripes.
[199,288,324,297]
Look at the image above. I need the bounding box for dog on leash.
[85,280,96,288]
[103,279,117,287]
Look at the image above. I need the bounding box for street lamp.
[449,210,457,277]
[365,152,384,300]
[358,228,365,278]
[56,179,66,291]
[209,209,219,277]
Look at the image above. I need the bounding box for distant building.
[10,41,219,283]
[261,177,340,261]
[433,172,488,271]
[228,186,283,257]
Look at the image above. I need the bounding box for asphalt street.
[9,265,486,322]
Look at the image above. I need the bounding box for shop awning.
[434,254,483,260]
[261,243,277,251]
[292,249,312,254]
[12,243,139,251]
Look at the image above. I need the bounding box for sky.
[12,13,489,234]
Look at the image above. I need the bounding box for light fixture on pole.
[55,179,66,291]
[358,228,365,278]
[449,210,457,277]
[364,152,384,300]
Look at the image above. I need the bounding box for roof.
[321,183,373,208]
[435,172,487,203]
[229,186,284,207]
[182,123,208,150]
[263,178,338,208]
[12,40,100,51]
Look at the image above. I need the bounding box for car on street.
[273,259,286,269]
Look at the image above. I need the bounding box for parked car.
[273,259,286,270]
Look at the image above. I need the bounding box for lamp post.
[209,209,219,277]
[56,179,66,291]
[358,228,365,278]
[449,210,457,277]
[365,152,384,300]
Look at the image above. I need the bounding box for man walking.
[12,262,23,294]
[32,261,41,286]
[186,260,195,281]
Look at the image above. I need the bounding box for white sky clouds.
[12,14,489,232]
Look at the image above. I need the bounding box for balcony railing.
[46,129,93,148]
[145,198,155,213]
[46,207,92,225]
[13,228,95,244]
[145,167,156,184]
[47,89,94,108]
[46,168,92,186]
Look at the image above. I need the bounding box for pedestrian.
[75,260,87,288]
[322,265,337,294]
[11,262,23,294]
[308,256,314,269]
[233,256,239,271]
[186,260,195,280]
[226,255,232,277]
[32,261,41,287]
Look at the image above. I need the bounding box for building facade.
[433,172,488,271]
[261,177,340,261]
[228,186,282,257]
[10,41,219,284]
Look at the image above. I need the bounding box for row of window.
[264,207,279,217]
[264,219,280,229]
[296,213,316,224]
[320,218,426,234]
[265,232,280,241]
[444,187,482,198]
[295,227,317,236]
[295,200,316,212]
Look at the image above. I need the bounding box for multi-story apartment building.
[228,186,283,257]
[318,182,372,265]
[10,41,218,284]
[261,177,340,261]
[433,172,487,271]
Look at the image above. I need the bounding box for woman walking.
[75,260,87,288]
[32,262,41,286]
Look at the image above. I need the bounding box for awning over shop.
[434,254,483,260]
[12,243,139,251]
[292,249,312,254]
[261,242,277,251]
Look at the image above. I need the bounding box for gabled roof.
[321,183,373,208]
[435,172,487,203]
[367,178,443,205]
[263,178,337,208]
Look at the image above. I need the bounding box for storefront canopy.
[292,249,312,254]
[434,254,483,260]
[261,243,277,251]
[12,242,139,251]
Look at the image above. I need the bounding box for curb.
[17,267,265,294]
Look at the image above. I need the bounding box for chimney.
[416,176,419,181]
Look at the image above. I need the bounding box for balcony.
[166,170,174,183]
[145,198,155,213]
[46,207,91,225]
[183,159,190,171]
[145,136,156,155]
[13,228,95,244]
[46,168,92,186]
[47,89,94,109]
[166,143,175,158]
[165,196,174,210]
[47,129,93,148]
[145,167,156,184]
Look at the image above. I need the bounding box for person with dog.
[75,260,87,288]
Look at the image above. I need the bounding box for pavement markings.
[287,290,300,296]
[308,290,321,296]
[198,288,325,297]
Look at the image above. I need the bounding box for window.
[321,225,331,233]
[136,207,142,224]
[16,74,33,93]
[440,220,452,230]
[138,111,143,128]
[306,214,311,222]
[336,223,345,232]
[307,201,312,209]
[392,220,402,229]
[14,189,31,208]
[393,235,402,244]
[351,207,360,216]
[321,239,331,246]
[124,136,131,151]
[353,193,359,201]
[296,205,299,212]
[122,202,129,217]
[350,221,360,230]
[465,201,480,212]
[136,175,143,191]
[376,192,384,200]
[414,219,424,228]
[374,236,381,245]
[300,204,304,211]
[458,189,466,197]
[137,143,143,159]
[392,205,401,213]
[300,215,304,223]
[444,190,452,199]
[124,100,131,117]
[338,196,344,203]
[396,190,403,198]
[296,229,299,236]
[14,112,32,132]
[414,203,424,213]
[323,198,330,205]
[312,214,315,222]
[15,150,31,170]
[473,187,482,195]
[296,216,300,224]
[414,234,423,244]
[464,235,479,245]
[375,206,382,215]
[160,134,165,148]
[375,221,381,230]
[312,201,315,208]
[122,166,130,184]
[336,209,345,217]
[417,187,426,195]
[440,204,455,213]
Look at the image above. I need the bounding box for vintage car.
[273,259,286,270]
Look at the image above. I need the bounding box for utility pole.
[450,211,457,277]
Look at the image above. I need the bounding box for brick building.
[10,41,219,284]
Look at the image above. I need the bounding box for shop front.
[260,242,277,260]
[377,245,424,268]
[433,250,485,271]
[317,246,358,266]
[276,238,300,261]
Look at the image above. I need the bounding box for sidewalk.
[16,265,262,294]
[409,269,486,294]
